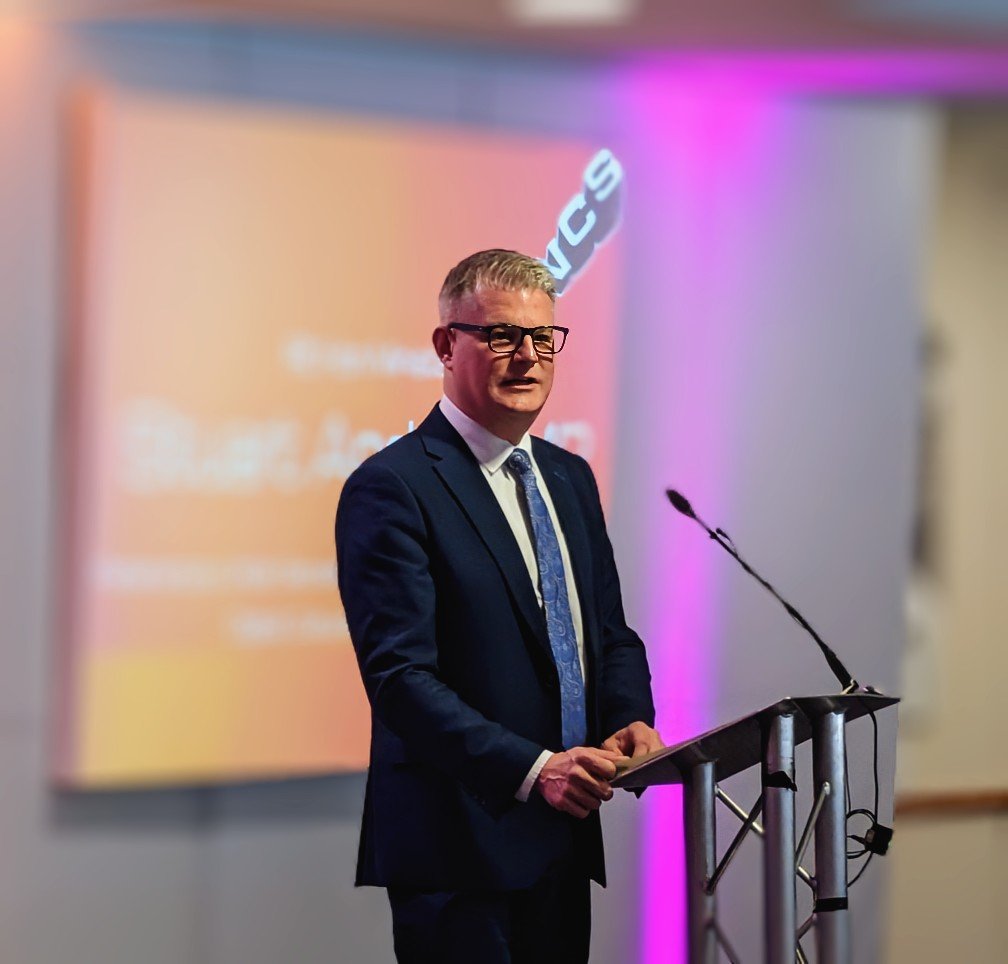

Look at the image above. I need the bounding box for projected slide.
[56,86,622,787]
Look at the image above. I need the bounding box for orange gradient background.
[57,86,621,787]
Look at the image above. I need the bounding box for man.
[336,249,662,963]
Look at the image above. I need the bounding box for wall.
[612,76,933,960]
[886,105,1008,964]
[0,18,932,962]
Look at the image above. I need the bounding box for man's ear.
[432,326,453,369]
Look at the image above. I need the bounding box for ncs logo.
[544,148,624,295]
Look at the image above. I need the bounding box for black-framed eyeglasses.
[447,323,569,355]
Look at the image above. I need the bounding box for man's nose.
[513,332,539,362]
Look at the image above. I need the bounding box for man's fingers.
[574,759,618,788]
[580,757,618,780]
[574,746,625,762]
[574,778,612,802]
[636,731,666,755]
[570,768,612,799]
[535,747,630,817]
[604,723,665,757]
[601,729,633,756]
[563,800,591,819]
[554,781,600,814]
[570,786,603,811]
[574,748,627,778]
[601,735,632,755]
[596,747,628,760]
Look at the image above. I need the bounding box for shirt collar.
[439,395,532,475]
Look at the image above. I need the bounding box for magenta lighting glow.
[616,47,1008,964]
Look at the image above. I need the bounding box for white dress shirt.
[438,396,585,801]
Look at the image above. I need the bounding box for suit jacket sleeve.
[336,460,544,814]
[576,456,656,738]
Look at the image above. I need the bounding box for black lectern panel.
[612,693,897,789]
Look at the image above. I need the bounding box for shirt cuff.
[515,749,553,802]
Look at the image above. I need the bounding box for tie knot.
[507,448,534,478]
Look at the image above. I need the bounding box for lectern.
[613,692,898,964]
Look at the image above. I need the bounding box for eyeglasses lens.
[488,326,558,354]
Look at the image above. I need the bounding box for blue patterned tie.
[507,448,587,750]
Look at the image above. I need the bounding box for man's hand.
[534,747,628,819]
[601,721,665,759]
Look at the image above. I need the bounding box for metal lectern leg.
[684,761,717,964]
[813,711,850,964]
[763,712,797,964]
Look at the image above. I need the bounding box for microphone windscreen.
[666,489,696,518]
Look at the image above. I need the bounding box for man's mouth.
[501,376,538,387]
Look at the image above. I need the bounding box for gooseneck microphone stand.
[665,488,859,694]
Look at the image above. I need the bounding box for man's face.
[439,286,556,440]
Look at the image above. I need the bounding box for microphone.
[666,488,859,693]
[666,488,695,519]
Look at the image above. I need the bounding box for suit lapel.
[418,408,551,656]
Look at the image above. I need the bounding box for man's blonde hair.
[438,249,556,323]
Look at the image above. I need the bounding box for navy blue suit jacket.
[336,406,654,891]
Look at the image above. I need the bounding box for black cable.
[844,733,852,815]
[847,852,874,888]
[842,703,885,884]
[869,708,880,817]
[845,809,875,857]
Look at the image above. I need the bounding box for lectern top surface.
[612,691,899,789]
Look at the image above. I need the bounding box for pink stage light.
[622,49,1008,96]
[616,69,773,964]
[617,46,1007,962]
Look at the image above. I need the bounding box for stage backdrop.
[55,85,622,787]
